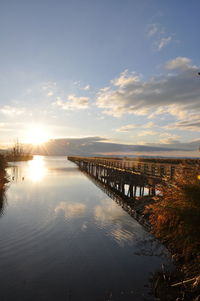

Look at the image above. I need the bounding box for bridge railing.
[68,156,180,179]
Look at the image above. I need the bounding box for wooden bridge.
[68,156,182,199]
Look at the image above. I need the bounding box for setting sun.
[25,126,49,145]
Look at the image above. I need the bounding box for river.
[0,156,171,301]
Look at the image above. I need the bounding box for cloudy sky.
[1,0,200,156]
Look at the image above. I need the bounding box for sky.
[1,0,200,156]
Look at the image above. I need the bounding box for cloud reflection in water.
[55,202,86,219]
[94,199,137,247]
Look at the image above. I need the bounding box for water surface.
[0,156,171,301]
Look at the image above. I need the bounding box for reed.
[0,154,7,189]
[145,163,200,263]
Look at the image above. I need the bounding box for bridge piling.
[68,156,175,201]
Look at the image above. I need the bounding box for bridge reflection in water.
[68,156,180,229]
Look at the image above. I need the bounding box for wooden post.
[133,185,137,199]
[129,184,133,197]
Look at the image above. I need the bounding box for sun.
[25,126,49,145]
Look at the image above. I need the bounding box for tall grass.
[145,164,200,262]
[0,155,7,189]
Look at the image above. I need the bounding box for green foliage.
[145,164,200,262]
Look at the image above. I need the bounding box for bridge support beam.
[70,157,159,201]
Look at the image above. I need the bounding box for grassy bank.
[0,156,7,216]
[0,154,8,189]
[5,153,33,162]
[5,140,33,162]
[144,164,200,300]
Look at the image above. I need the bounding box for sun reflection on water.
[28,156,47,182]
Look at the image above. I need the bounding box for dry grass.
[145,164,200,262]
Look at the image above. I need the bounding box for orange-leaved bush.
[145,163,200,262]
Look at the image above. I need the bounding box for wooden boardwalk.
[68,156,183,198]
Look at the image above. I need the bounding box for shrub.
[145,164,200,262]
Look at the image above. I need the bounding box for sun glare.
[28,156,47,182]
[25,126,49,145]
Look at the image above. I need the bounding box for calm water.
[0,156,171,301]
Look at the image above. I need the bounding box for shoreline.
[82,169,200,300]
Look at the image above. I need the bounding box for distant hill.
[23,137,200,158]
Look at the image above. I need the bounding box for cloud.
[83,84,90,91]
[115,122,155,133]
[55,94,89,110]
[115,124,138,132]
[146,139,200,153]
[157,36,172,50]
[0,105,24,116]
[47,91,53,96]
[138,130,158,137]
[165,57,193,70]
[143,121,155,128]
[42,82,57,91]
[147,23,173,51]
[111,70,140,87]
[73,82,90,91]
[147,23,160,37]
[0,122,25,133]
[96,57,200,119]
[159,138,180,144]
[166,115,200,132]
[159,133,181,144]
[27,136,197,157]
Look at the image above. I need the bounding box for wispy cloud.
[115,124,138,132]
[83,85,90,91]
[73,81,91,91]
[138,130,158,137]
[0,105,25,116]
[147,23,161,37]
[157,36,172,50]
[147,22,173,51]
[165,115,200,132]
[143,121,155,128]
[159,133,180,144]
[55,94,89,110]
[115,122,155,132]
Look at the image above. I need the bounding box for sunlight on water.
[2,157,172,301]
[27,156,47,182]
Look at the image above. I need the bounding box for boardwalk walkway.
[68,156,183,198]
